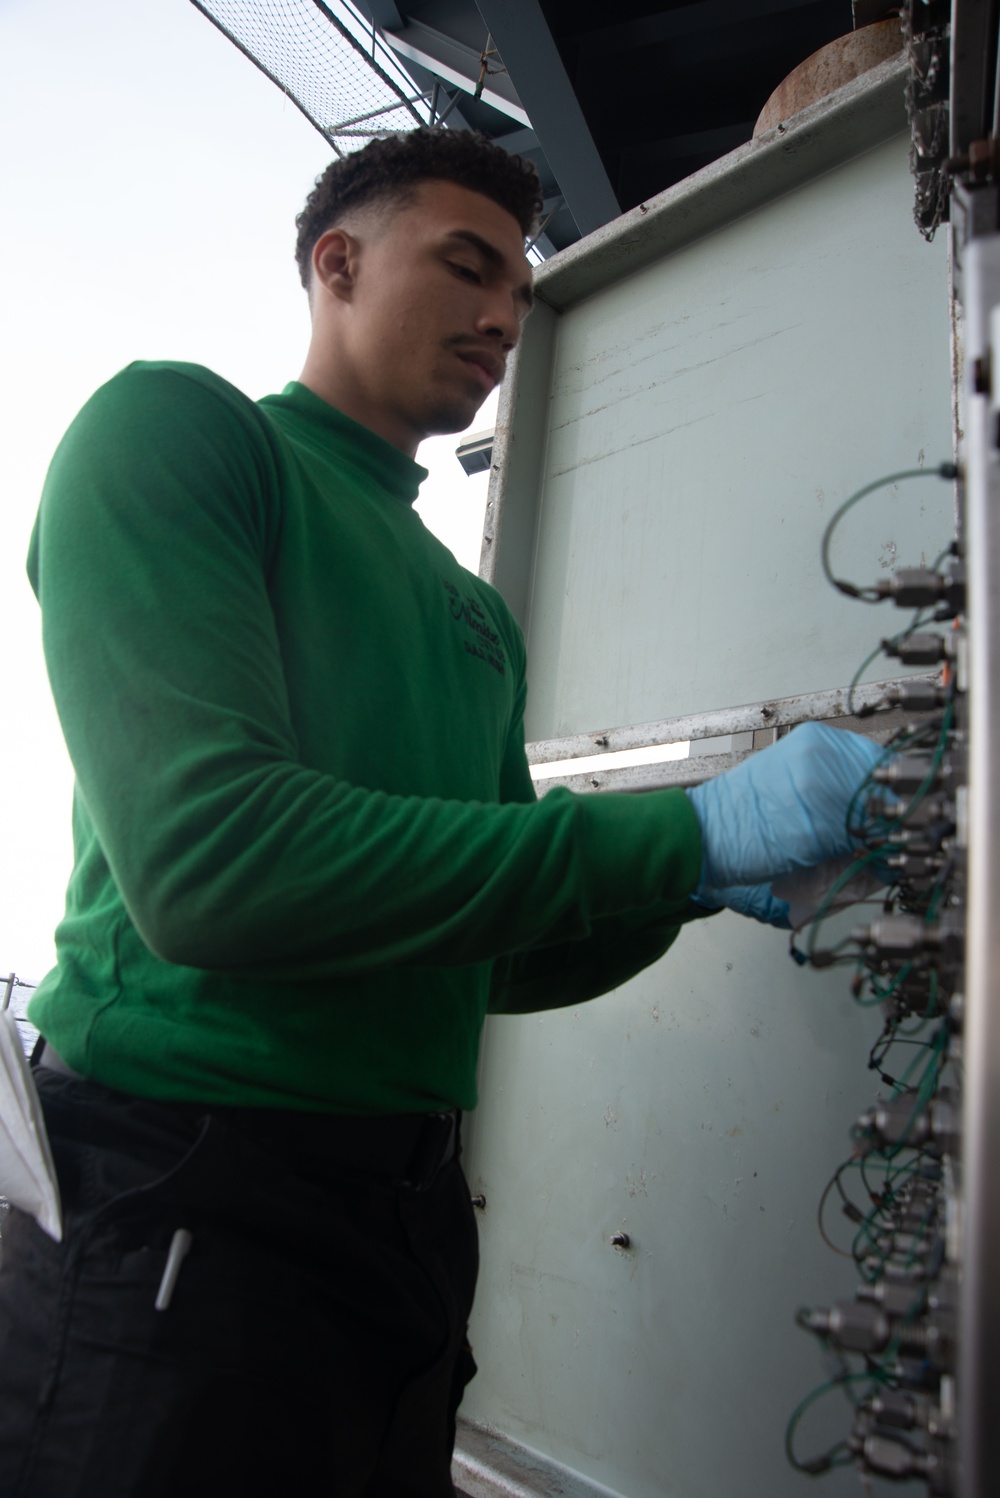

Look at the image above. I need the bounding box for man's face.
[320,179,533,451]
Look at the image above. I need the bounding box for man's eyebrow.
[445,229,534,311]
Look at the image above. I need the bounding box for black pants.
[0,1070,478,1497]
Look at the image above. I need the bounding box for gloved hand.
[686,722,884,892]
[692,853,890,930]
[692,881,791,928]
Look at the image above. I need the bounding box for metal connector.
[852,914,939,955]
[882,632,951,666]
[874,563,966,615]
[873,754,950,791]
[884,681,949,710]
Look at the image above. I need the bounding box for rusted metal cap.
[753,19,904,138]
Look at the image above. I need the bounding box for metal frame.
[454,1418,620,1498]
[526,676,931,763]
[527,677,936,793]
[957,233,1000,1498]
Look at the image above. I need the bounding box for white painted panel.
[521,133,953,741]
[463,914,894,1498]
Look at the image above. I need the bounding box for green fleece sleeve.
[487,682,711,1014]
[488,906,675,1015]
[29,366,703,980]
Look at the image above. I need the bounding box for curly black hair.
[294,127,542,288]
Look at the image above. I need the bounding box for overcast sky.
[0,0,495,982]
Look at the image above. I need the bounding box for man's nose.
[476,291,522,350]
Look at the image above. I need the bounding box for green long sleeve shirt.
[26,363,703,1114]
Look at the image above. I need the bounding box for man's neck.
[296,358,420,459]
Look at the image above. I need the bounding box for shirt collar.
[262,381,428,506]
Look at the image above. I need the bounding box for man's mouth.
[455,351,503,392]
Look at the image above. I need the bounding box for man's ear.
[311,228,360,304]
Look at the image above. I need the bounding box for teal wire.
[820,466,954,601]
[785,1369,885,1475]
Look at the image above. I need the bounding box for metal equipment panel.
[520,130,953,742]
[458,63,956,1498]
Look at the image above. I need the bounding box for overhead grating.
[192,0,434,152]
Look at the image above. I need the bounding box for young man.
[0,129,881,1496]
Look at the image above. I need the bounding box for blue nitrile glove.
[692,882,792,928]
[693,856,890,931]
[686,722,884,891]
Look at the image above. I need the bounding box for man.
[0,129,880,1495]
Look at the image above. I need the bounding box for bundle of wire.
[785,464,961,1484]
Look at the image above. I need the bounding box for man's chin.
[420,400,487,440]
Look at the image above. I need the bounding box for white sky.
[0,0,495,981]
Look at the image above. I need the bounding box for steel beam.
[380,15,530,125]
[361,0,404,29]
[472,0,620,235]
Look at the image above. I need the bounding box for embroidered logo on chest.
[442,579,507,676]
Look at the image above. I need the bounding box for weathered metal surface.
[753,19,903,137]
[524,675,933,764]
[532,749,747,796]
[479,300,556,624]
[454,1419,621,1497]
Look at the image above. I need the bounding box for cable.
[817,1162,861,1258]
[804,851,883,962]
[844,720,937,843]
[785,1369,884,1476]
[820,465,958,602]
[801,700,957,996]
[869,1029,936,1085]
[791,463,963,1485]
[844,702,952,846]
[845,602,939,716]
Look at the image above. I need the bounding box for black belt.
[232,1105,461,1190]
[35,1041,459,1191]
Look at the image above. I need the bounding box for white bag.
[0,1012,62,1241]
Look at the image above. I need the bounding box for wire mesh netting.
[191,0,435,153]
